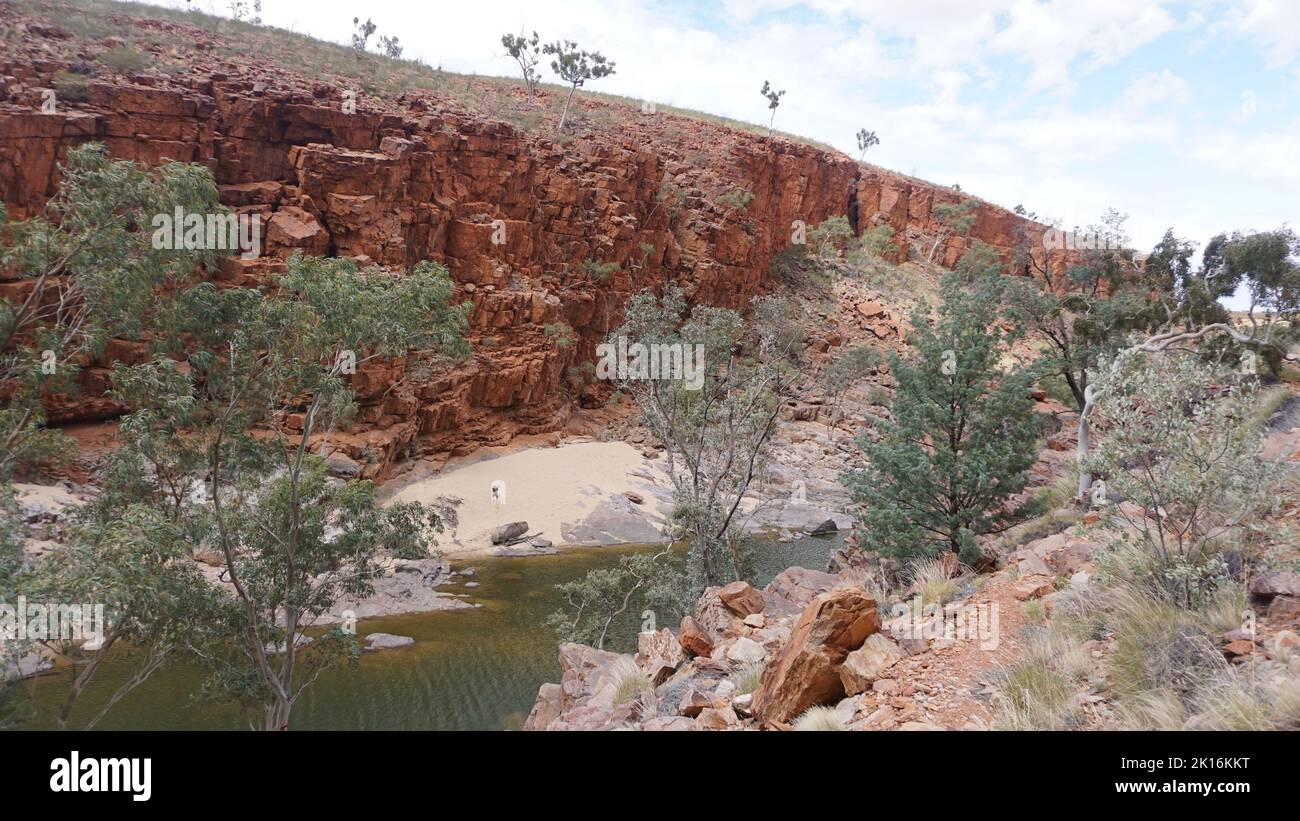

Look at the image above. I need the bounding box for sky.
[149,1,1296,304]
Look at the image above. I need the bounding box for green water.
[22,535,840,731]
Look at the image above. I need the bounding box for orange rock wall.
[1,62,1051,477]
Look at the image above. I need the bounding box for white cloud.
[1222,0,1300,67]
[1189,130,1300,187]
[1116,69,1191,115]
[988,0,1178,94]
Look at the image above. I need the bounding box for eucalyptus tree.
[542,39,615,132]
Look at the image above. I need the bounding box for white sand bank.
[385,441,670,555]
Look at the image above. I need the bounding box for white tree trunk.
[558,84,577,132]
[1076,384,1096,504]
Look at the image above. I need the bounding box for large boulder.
[1251,571,1300,600]
[524,682,563,731]
[524,643,633,731]
[678,616,714,658]
[635,628,684,685]
[751,587,879,724]
[764,567,839,608]
[694,586,740,638]
[491,521,530,545]
[717,581,765,617]
[839,633,903,695]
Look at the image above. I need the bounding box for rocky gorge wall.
[0,16,1053,478]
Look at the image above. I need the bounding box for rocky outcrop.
[0,8,1058,478]
[525,571,886,730]
[750,587,879,724]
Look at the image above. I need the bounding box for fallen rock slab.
[718,581,765,617]
[679,616,714,658]
[491,521,530,545]
[752,587,879,724]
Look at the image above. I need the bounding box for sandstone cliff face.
[0,12,1052,478]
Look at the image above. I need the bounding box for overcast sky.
[147,1,1296,302]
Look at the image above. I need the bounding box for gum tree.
[502,30,542,103]
[549,286,800,646]
[542,39,616,132]
[2,145,474,731]
[1072,227,1299,502]
[915,197,979,264]
[0,144,218,480]
[0,143,219,727]
[1001,209,1146,413]
[856,128,879,161]
[760,80,785,136]
[150,255,470,730]
[351,17,376,53]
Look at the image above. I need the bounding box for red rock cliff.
[0,11,1052,478]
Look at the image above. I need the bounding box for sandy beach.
[384,441,671,556]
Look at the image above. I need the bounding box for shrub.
[99,44,149,73]
[543,322,575,349]
[581,259,620,281]
[792,705,845,731]
[51,71,90,102]
[909,557,958,606]
[808,215,853,261]
[843,271,1042,561]
[1084,355,1282,608]
[994,660,1074,730]
[732,661,764,696]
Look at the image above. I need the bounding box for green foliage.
[610,286,793,598]
[759,80,785,133]
[912,198,979,264]
[655,178,686,219]
[581,258,620,281]
[843,268,1043,560]
[543,322,575,348]
[501,30,542,101]
[542,39,616,131]
[719,188,755,212]
[808,215,853,261]
[856,128,880,161]
[952,239,1001,282]
[350,17,376,53]
[1,145,471,729]
[378,35,402,59]
[1002,210,1149,411]
[750,294,805,364]
[0,143,220,481]
[547,548,676,651]
[933,198,978,235]
[1083,355,1281,609]
[854,223,900,261]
